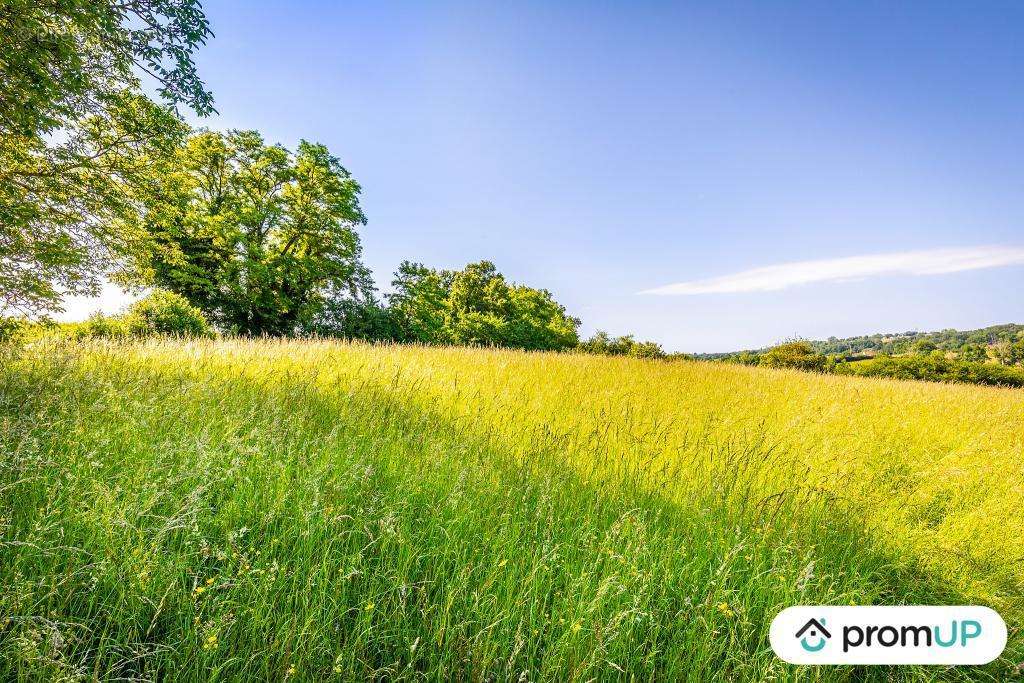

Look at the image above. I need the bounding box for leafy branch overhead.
[0,0,214,137]
[1,94,189,317]
[1,0,212,318]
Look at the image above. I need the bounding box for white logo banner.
[770,606,1006,665]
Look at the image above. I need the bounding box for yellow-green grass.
[1,338,1021,681]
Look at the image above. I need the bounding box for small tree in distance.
[388,261,580,351]
[759,340,830,372]
[578,331,668,359]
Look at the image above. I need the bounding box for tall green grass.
[1,339,1020,680]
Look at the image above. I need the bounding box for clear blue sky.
[74,1,1024,352]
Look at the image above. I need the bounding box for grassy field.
[1,338,1022,681]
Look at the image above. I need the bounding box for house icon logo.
[795,618,831,652]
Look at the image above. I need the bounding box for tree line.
[808,324,1024,365]
[720,340,1024,388]
[1,1,674,359]
[712,322,1024,371]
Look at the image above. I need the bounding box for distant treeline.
[703,323,1024,365]
[719,340,1024,388]
[812,324,1024,359]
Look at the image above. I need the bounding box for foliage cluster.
[576,330,693,361]
[758,341,832,372]
[129,130,370,336]
[577,330,666,358]
[1,0,210,317]
[386,261,581,350]
[57,291,213,340]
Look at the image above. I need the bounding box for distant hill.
[698,323,1024,359]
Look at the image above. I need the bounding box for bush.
[627,340,667,359]
[55,291,214,341]
[578,331,667,359]
[78,312,132,339]
[124,291,213,337]
[759,341,830,372]
[727,351,761,366]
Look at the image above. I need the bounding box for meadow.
[1,338,1022,681]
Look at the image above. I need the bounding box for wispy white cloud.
[640,246,1024,295]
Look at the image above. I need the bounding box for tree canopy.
[1,0,212,318]
[389,261,581,350]
[130,130,370,336]
[1,94,188,317]
[1,0,213,137]
[578,331,668,359]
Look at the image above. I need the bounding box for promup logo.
[795,618,831,652]
[770,606,1006,665]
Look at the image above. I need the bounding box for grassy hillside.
[2,339,1022,681]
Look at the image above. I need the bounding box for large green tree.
[389,260,580,350]
[0,0,212,317]
[131,130,370,336]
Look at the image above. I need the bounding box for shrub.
[56,292,213,341]
[76,312,132,339]
[578,331,668,359]
[728,351,761,366]
[124,291,213,337]
[627,340,667,359]
[759,341,830,372]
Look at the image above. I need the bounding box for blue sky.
[67,1,1024,351]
